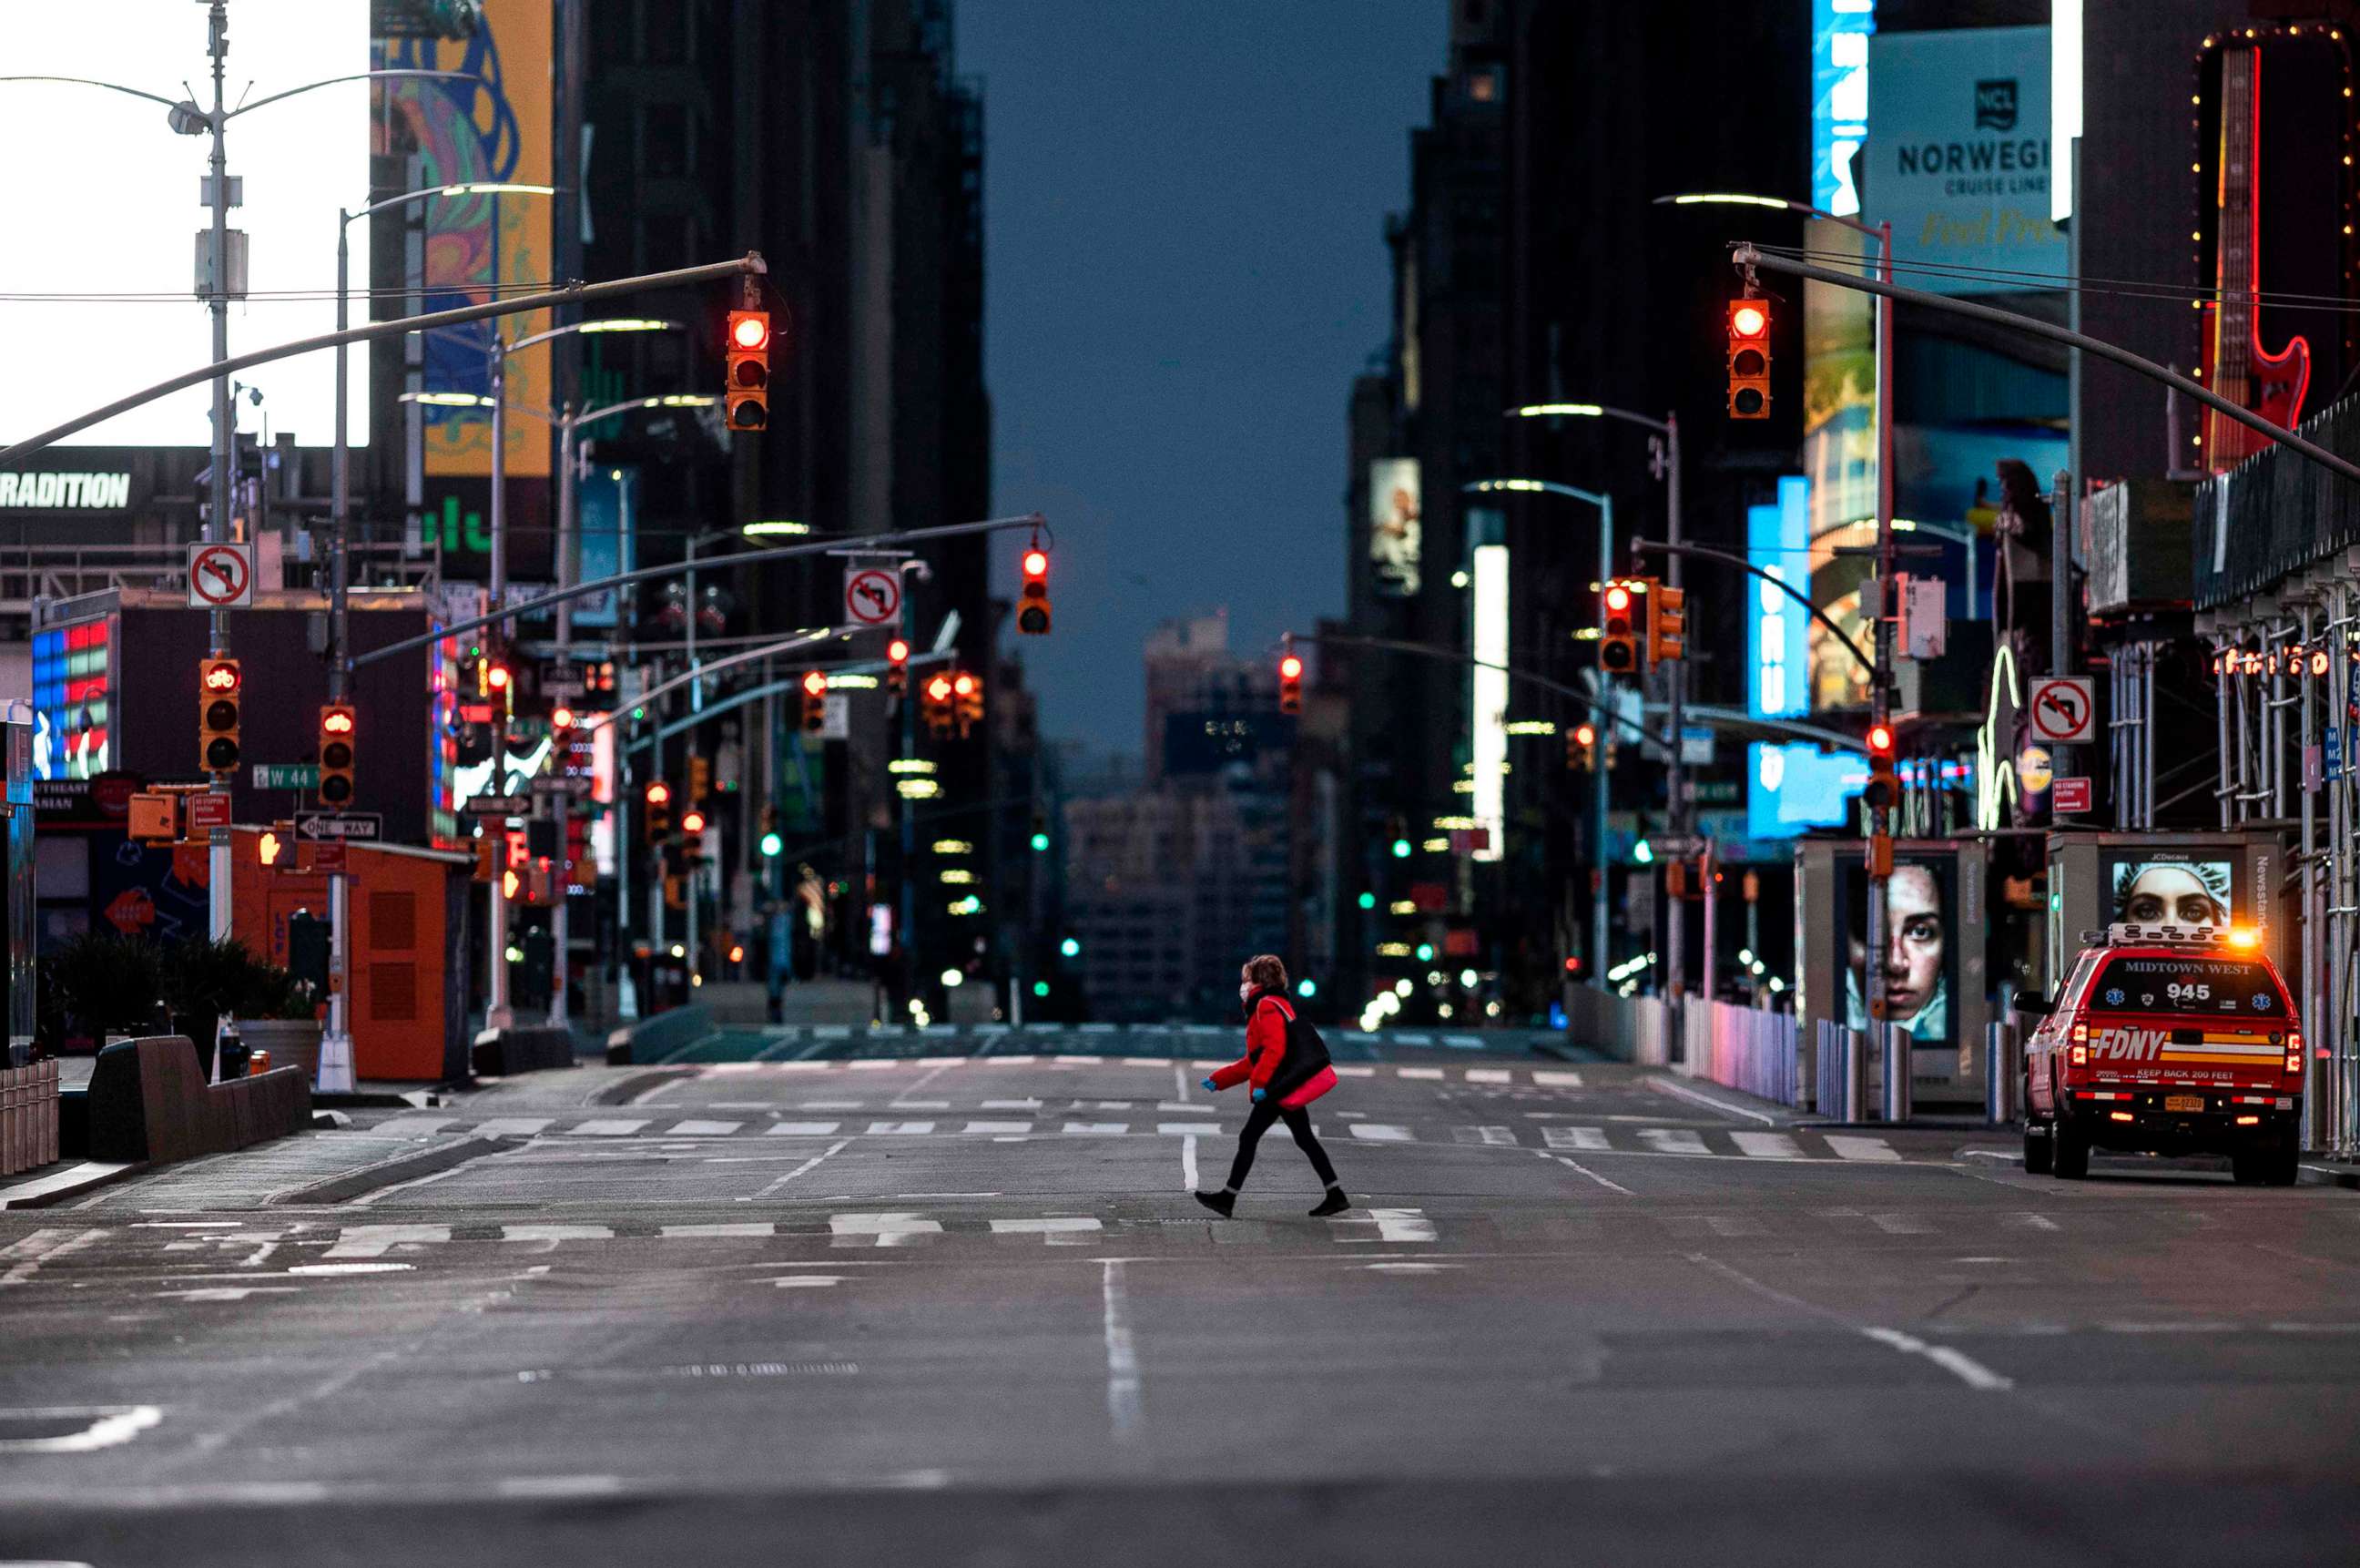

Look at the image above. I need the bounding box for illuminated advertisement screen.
[1368,458,1421,596]
[1747,476,1810,718]
[30,618,115,781]
[2101,853,2233,929]
[0,4,369,447]
[1836,855,1959,1050]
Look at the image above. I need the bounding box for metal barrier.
[1681,1000,1801,1107]
[1563,984,1673,1064]
[1985,1020,2019,1125]
[1814,1021,1867,1122]
[1,1059,59,1176]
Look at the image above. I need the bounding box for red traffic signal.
[198,656,242,775]
[645,780,671,806]
[1727,298,1772,419]
[318,703,357,807]
[550,705,575,729]
[1600,582,1639,674]
[801,668,828,734]
[886,636,910,697]
[725,310,770,432]
[1018,545,1052,636]
[1278,650,1304,715]
[1866,721,1894,758]
[679,809,708,835]
[1574,722,1597,747]
[730,313,770,351]
[202,660,241,693]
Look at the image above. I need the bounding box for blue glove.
[1200,1076,1218,1093]
[1251,1087,1266,1103]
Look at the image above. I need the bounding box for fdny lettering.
[2090,1026,2167,1063]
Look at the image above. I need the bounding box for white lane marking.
[1101,1259,1142,1441]
[1182,1135,1199,1192]
[767,1122,842,1136]
[1553,1156,1634,1195]
[1053,1054,1105,1064]
[1061,1122,1126,1135]
[666,1120,744,1137]
[961,1121,1033,1135]
[565,1119,648,1137]
[799,1100,864,1110]
[323,1225,448,1259]
[1089,1101,1134,1110]
[375,1115,454,1136]
[1160,1122,1225,1136]
[772,1276,846,1288]
[1464,1069,1511,1084]
[1350,1124,1414,1142]
[0,1404,163,1454]
[158,1286,301,1302]
[1532,1070,1585,1088]
[661,1223,774,1238]
[849,1060,900,1071]
[1734,1131,1804,1160]
[980,1098,1042,1110]
[865,1121,937,1135]
[1156,1103,1215,1114]
[477,1118,554,1137]
[884,1100,951,1111]
[1826,1135,1902,1164]
[1870,1213,1933,1235]
[1173,1063,1191,1104]
[1638,1128,1711,1155]
[913,1056,968,1067]
[987,1054,1039,1065]
[2005,1213,2062,1232]
[0,1227,110,1288]
[829,1212,941,1247]
[1860,1327,2014,1391]
[501,1225,614,1248]
[742,1137,853,1201]
[1334,1065,1377,1078]
[1453,1125,1520,1146]
[1396,1067,1444,1081]
[989,1218,1103,1241]
[286,1262,412,1277]
[1543,1126,1612,1152]
[496,1475,625,1499]
[1646,1074,1781,1125]
[1366,1208,1437,1242]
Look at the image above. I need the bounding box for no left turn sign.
[2027,676,2095,744]
[844,566,902,626]
[187,542,254,608]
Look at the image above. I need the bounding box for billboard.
[1469,543,1508,862]
[1797,839,1991,1102]
[1865,26,2064,293]
[1747,476,1810,719]
[1812,0,1876,217]
[379,0,554,479]
[1368,458,1421,596]
[0,3,371,448]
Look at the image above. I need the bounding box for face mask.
[1239,981,1255,1007]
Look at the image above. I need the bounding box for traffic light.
[953,670,982,735]
[1647,584,1687,665]
[1862,721,1898,815]
[198,656,241,775]
[1018,545,1052,636]
[1278,649,1304,715]
[318,704,356,807]
[923,670,955,737]
[687,753,711,804]
[645,779,673,844]
[1568,721,1598,772]
[725,310,770,432]
[886,637,910,699]
[471,832,499,884]
[759,806,783,859]
[680,807,707,858]
[1600,581,1639,674]
[1727,298,1772,419]
[1665,860,1688,899]
[800,669,828,734]
[1030,809,1050,853]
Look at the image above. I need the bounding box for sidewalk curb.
[0,1159,145,1210]
[270,1135,506,1207]
[2297,1162,2360,1191]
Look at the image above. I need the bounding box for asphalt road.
[4,1033,2358,1566]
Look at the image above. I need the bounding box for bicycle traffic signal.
[1727,298,1771,420]
[800,669,828,734]
[886,637,910,699]
[725,310,770,432]
[1018,545,1052,636]
[198,657,241,775]
[1278,649,1304,715]
[318,704,356,807]
[1647,584,1687,664]
[1599,582,1639,674]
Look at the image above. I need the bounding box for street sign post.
[186,542,255,609]
[294,811,381,840]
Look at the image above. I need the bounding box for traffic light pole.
[549,402,578,1030]
[203,4,234,958]
[1868,219,1906,1125]
[483,334,514,1033]
[1663,413,1685,1005]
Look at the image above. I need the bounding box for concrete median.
[71,1035,311,1166]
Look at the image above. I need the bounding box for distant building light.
[1503,720,1556,737]
[1421,837,1450,851]
[1375,942,1412,958]
[940,869,976,885]
[889,759,938,775]
[743,519,811,537]
[1389,900,1417,915]
[931,839,973,855]
[896,779,941,799]
[829,673,880,690]
[941,969,964,989]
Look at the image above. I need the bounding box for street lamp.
[1505,398,1687,1000]
[1656,188,1899,1107]
[1464,477,1615,976]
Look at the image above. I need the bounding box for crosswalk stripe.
[767,1121,842,1135]
[567,1119,649,1136]
[989,1218,1103,1238]
[1159,1122,1226,1136]
[866,1121,937,1135]
[324,1225,448,1258]
[477,1117,554,1137]
[1532,1070,1584,1088]
[378,1115,453,1136]
[848,1060,900,1071]
[1397,1067,1444,1081]
[1453,1125,1520,1145]
[961,1121,1033,1135]
[660,1223,775,1238]
[1826,1135,1902,1163]
[1061,1122,1126,1135]
[829,1213,941,1246]
[502,1225,614,1246]
[980,1098,1042,1109]
[1542,1125,1611,1151]
[666,1120,743,1136]
[1361,1207,1437,1242]
[1333,1065,1377,1077]
[1733,1131,1804,1159]
[1350,1124,1414,1142]
[1639,1128,1710,1155]
[1870,1213,1933,1234]
[2005,1213,2061,1231]
[1464,1069,1512,1084]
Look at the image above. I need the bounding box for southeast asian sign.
[1866,25,2063,293]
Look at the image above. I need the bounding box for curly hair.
[1243,953,1288,993]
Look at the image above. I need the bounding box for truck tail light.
[2110,1111,2134,1123]
[2235,1115,2261,1126]
[2288,1033,2305,1074]
[2070,1044,2088,1066]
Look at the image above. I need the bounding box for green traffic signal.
[1059,937,1081,959]
[1030,831,1050,852]
[1633,838,1654,865]
[1357,891,1376,911]
[759,831,783,858]
[1032,981,1050,998]
[1390,839,1411,859]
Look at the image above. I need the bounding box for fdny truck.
[2020,923,2304,1186]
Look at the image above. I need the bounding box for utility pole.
[1661,412,1684,1004]
[549,401,578,1030]
[203,1,234,950]
[483,331,514,1033]
[1593,494,1613,985]
[1868,216,1906,1125]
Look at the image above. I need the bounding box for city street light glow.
[1668,191,1791,209]
[742,520,812,537]
[941,969,964,988]
[440,181,559,199]
[399,391,492,407]
[1509,402,1604,418]
[573,317,676,333]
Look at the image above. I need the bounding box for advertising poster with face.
[2103,855,2233,929]
[1368,458,1422,596]
[1839,857,1958,1047]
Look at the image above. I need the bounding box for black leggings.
[1225,1097,1340,1191]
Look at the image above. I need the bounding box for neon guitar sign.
[2201,45,2312,470]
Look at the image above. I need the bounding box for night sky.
[961,2,1443,757]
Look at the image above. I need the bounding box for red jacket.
[1210,993,1336,1105]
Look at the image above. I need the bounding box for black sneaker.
[1308,1191,1351,1217]
[1193,1190,1236,1217]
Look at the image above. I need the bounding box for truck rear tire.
[2022,1121,2053,1175]
[2052,1124,2090,1180]
[2264,1145,2301,1187]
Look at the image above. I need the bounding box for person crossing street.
[1195,954,1349,1217]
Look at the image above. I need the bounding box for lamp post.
[1465,477,1616,983]
[1506,402,1683,1001]
[402,361,702,1035]
[1660,189,1901,1105]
